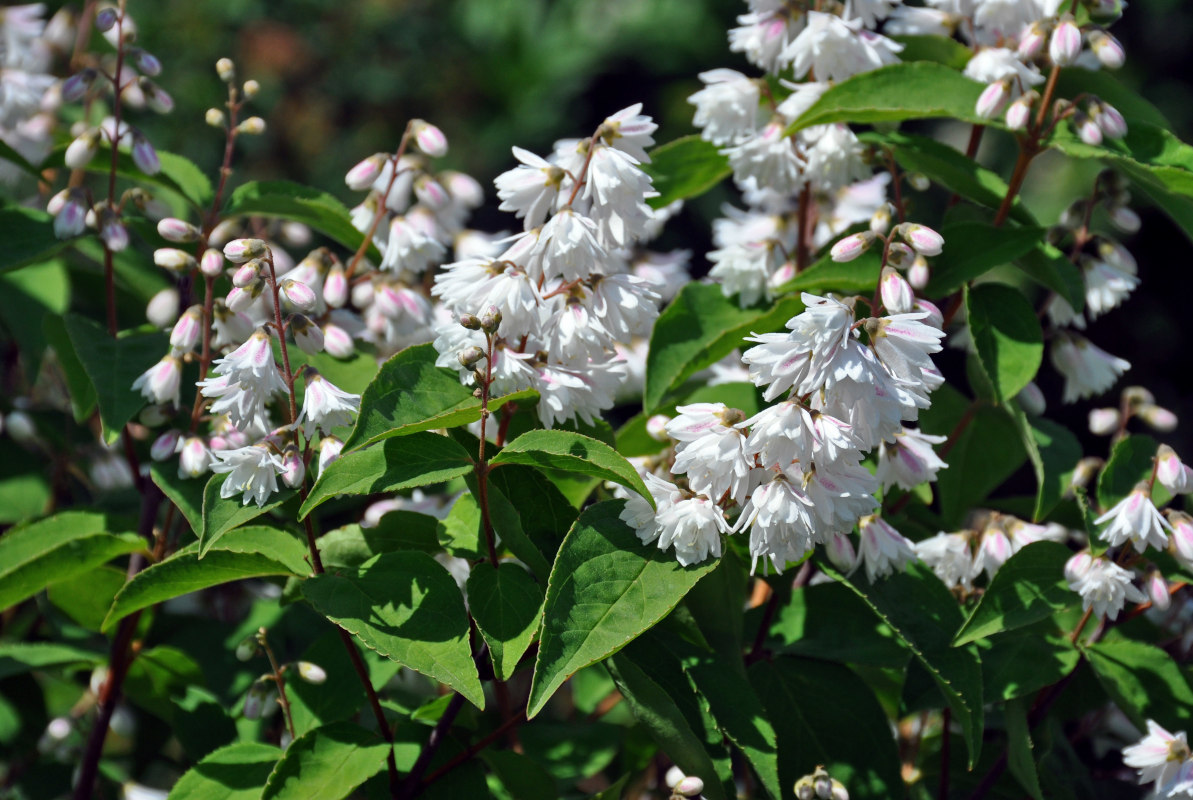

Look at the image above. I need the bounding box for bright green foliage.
[261,722,390,800]
[954,542,1077,645]
[467,562,544,680]
[201,476,297,555]
[167,741,282,800]
[490,429,652,504]
[927,224,1045,297]
[225,181,377,259]
[966,283,1044,404]
[1098,434,1169,509]
[643,135,731,208]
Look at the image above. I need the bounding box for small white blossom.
[1096,484,1172,553]
[295,374,360,438]
[210,444,286,507]
[1065,552,1146,620]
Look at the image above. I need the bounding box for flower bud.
[1090,31,1125,69]
[1050,20,1082,66]
[906,173,930,191]
[1067,457,1102,496]
[322,265,348,309]
[281,446,305,489]
[1016,382,1047,416]
[1017,21,1048,60]
[296,661,327,684]
[1005,93,1034,131]
[178,436,212,478]
[1137,403,1177,432]
[242,681,275,720]
[205,108,225,128]
[1123,387,1154,408]
[1088,408,1120,435]
[914,298,943,330]
[1092,103,1127,140]
[674,777,705,797]
[458,346,486,369]
[224,238,268,262]
[6,410,36,445]
[243,79,260,99]
[132,48,162,76]
[412,119,448,157]
[318,437,344,476]
[280,278,318,311]
[1064,551,1094,584]
[100,212,129,252]
[459,313,481,330]
[226,282,263,313]
[141,81,174,114]
[201,248,225,278]
[151,429,181,462]
[95,7,119,32]
[322,323,355,359]
[907,255,930,290]
[236,116,266,136]
[414,175,450,209]
[290,314,324,355]
[170,305,203,351]
[1146,570,1170,611]
[346,153,386,191]
[158,217,200,243]
[154,247,196,273]
[231,260,261,288]
[61,68,97,102]
[1157,444,1193,494]
[830,231,876,263]
[1169,511,1193,568]
[869,203,893,236]
[146,287,180,328]
[1076,114,1103,146]
[885,242,916,270]
[825,532,857,573]
[215,57,235,83]
[665,766,685,789]
[1108,205,1141,234]
[50,188,87,238]
[880,267,914,314]
[234,637,257,662]
[65,129,100,169]
[899,223,944,256]
[479,305,502,333]
[976,80,1010,120]
[646,414,671,441]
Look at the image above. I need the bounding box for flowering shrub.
[3,1,1193,799]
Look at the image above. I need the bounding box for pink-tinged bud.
[1137,404,1177,432]
[900,223,944,256]
[130,133,160,175]
[132,48,162,76]
[65,130,100,169]
[1093,103,1127,140]
[1090,31,1125,69]
[1050,20,1083,66]
[1017,21,1048,60]
[231,260,261,288]
[146,287,180,328]
[318,436,344,476]
[1016,382,1047,416]
[200,248,224,278]
[225,283,262,313]
[646,414,671,442]
[170,306,203,351]
[1157,445,1193,494]
[142,82,175,115]
[151,429,181,462]
[880,267,914,314]
[412,119,448,157]
[134,356,182,405]
[61,69,97,102]
[1064,551,1094,584]
[1005,93,1035,131]
[914,298,943,330]
[1088,408,1120,435]
[674,777,705,797]
[413,175,449,209]
[224,238,268,263]
[443,171,484,207]
[870,204,893,236]
[830,231,876,263]
[322,323,355,358]
[907,256,930,290]
[825,532,857,573]
[281,278,318,311]
[154,247,197,272]
[1146,571,1171,611]
[236,116,266,136]
[50,189,87,239]
[323,265,348,308]
[95,7,119,32]
[345,153,386,191]
[157,217,200,243]
[281,446,306,489]
[976,80,1010,120]
[1076,115,1103,146]
[1169,512,1193,567]
[1108,205,1141,234]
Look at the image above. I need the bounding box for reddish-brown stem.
[418,709,528,792]
[947,125,986,209]
[258,630,297,742]
[993,144,1035,228]
[564,130,604,208]
[886,151,906,223]
[398,693,467,799]
[344,123,413,281]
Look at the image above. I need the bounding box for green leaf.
[0,439,51,525]
[0,642,102,681]
[61,142,215,210]
[467,562,544,680]
[0,511,145,610]
[168,741,282,800]
[1005,696,1046,800]
[862,130,1033,223]
[225,181,379,260]
[300,431,472,519]
[484,466,573,582]
[123,645,205,720]
[1015,243,1086,313]
[318,512,441,568]
[302,551,485,708]
[0,139,42,179]
[528,500,718,718]
[0,207,73,273]
[953,542,1076,646]
[483,750,559,800]
[891,34,974,68]
[438,492,485,559]
[62,313,169,444]
[1084,639,1193,732]
[200,476,296,556]
[1097,433,1167,511]
[789,62,985,132]
[285,634,370,737]
[749,658,905,800]
[44,315,97,422]
[344,342,535,451]
[966,283,1044,404]
[979,629,1080,702]
[151,463,205,537]
[770,581,908,668]
[823,562,984,767]
[645,282,801,412]
[103,527,309,631]
[925,223,1046,297]
[261,721,389,800]
[47,565,126,631]
[777,250,882,295]
[490,429,651,505]
[642,135,731,209]
[1007,405,1082,521]
[1054,68,1169,130]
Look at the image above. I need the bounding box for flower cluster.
[917,513,1069,591]
[0,5,70,186]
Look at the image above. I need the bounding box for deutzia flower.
[1082,257,1138,319]
[916,531,977,590]
[583,144,656,248]
[1123,720,1193,794]
[494,147,566,230]
[876,428,948,490]
[688,69,761,145]
[963,47,1044,98]
[857,515,917,582]
[667,404,756,505]
[735,470,818,572]
[1095,483,1172,553]
[621,474,727,567]
[1050,334,1130,403]
[131,354,182,406]
[1157,445,1193,495]
[600,103,657,163]
[534,209,607,282]
[742,293,854,400]
[295,373,360,438]
[210,444,287,507]
[801,124,868,191]
[781,12,902,82]
[724,120,804,196]
[728,5,801,73]
[1064,552,1146,620]
[197,330,288,431]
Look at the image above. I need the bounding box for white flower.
[600,103,657,163]
[735,471,818,573]
[724,120,804,196]
[916,531,977,590]
[1082,258,1138,319]
[963,48,1044,93]
[1051,334,1130,403]
[689,69,760,145]
[198,330,288,432]
[708,240,783,307]
[623,476,728,567]
[542,300,614,366]
[532,358,622,429]
[534,208,607,282]
[1158,445,1193,495]
[318,436,344,476]
[742,293,854,401]
[803,461,879,533]
[781,12,902,82]
[1065,553,1146,620]
[886,6,955,37]
[380,214,445,275]
[131,354,182,406]
[494,146,567,230]
[1096,484,1172,553]
[583,144,656,248]
[776,80,830,124]
[669,405,755,505]
[817,341,907,449]
[729,8,801,73]
[876,427,947,490]
[176,436,213,479]
[802,124,868,191]
[1123,720,1192,790]
[858,515,917,582]
[295,374,360,438]
[210,444,287,507]
[588,273,660,340]
[972,526,1013,579]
